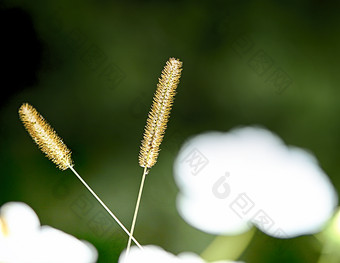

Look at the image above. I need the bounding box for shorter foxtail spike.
[18,103,143,249]
[19,103,73,170]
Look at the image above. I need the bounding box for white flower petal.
[0,202,98,263]
[0,202,40,237]
[177,252,206,262]
[174,127,338,238]
[177,194,250,235]
[119,245,243,263]
[36,226,97,263]
[119,245,179,263]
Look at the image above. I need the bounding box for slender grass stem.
[126,166,148,256]
[69,165,143,249]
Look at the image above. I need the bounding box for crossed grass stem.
[18,57,183,259]
[68,165,143,249]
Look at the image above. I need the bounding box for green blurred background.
[1,0,340,262]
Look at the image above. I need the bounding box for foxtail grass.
[19,103,142,249]
[126,57,183,255]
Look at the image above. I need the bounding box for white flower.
[174,126,338,238]
[119,245,243,263]
[0,202,98,263]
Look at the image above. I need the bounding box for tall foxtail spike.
[139,57,183,169]
[126,57,183,257]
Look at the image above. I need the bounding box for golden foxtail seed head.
[139,57,183,169]
[19,103,73,170]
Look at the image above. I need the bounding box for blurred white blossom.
[174,126,338,238]
[119,245,243,263]
[0,202,97,263]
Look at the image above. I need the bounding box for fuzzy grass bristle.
[18,103,73,170]
[139,57,183,169]
[18,104,143,248]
